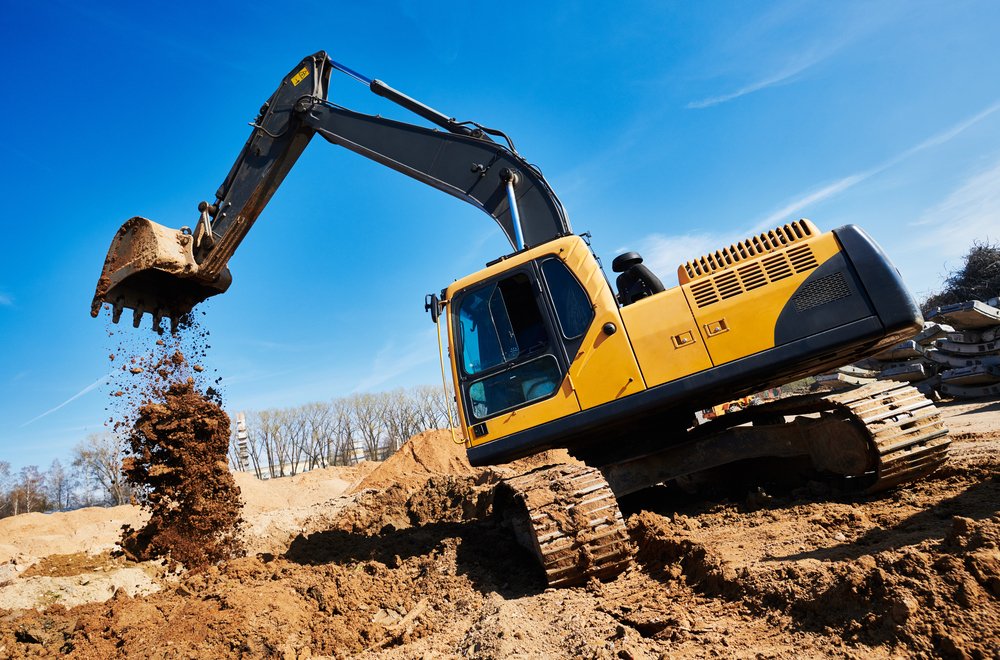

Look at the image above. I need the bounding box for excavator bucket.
[90,217,231,332]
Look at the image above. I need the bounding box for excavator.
[92,52,950,587]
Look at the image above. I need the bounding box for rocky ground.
[0,401,997,659]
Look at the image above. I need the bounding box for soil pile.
[348,430,479,494]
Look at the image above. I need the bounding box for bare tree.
[11,466,49,514]
[46,459,74,511]
[72,433,131,506]
[331,398,357,466]
[257,410,286,478]
[432,384,459,431]
[0,461,11,518]
[299,401,336,470]
[351,393,387,462]
[382,389,423,457]
[412,385,445,430]
[235,383,463,479]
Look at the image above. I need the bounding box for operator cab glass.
[455,258,596,424]
[457,271,560,421]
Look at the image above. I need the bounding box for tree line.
[0,433,133,519]
[0,383,456,518]
[233,384,457,479]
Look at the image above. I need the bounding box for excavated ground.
[0,402,997,658]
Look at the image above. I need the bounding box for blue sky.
[2,1,999,471]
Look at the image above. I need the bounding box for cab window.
[458,272,547,376]
[457,270,560,421]
[468,355,561,420]
[541,258,594,339]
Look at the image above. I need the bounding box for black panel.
[832,225,922,333]
[773,252,873,345]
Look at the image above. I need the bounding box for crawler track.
[498,382,949,588]
[495,464,633,588]
[820,381,951,492]
[725,381,951,492]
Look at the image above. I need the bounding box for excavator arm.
[92,51,571,330]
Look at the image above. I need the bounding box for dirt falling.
[107,312,243,571]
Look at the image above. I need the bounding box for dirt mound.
[0,505,146,566]
[1,397,997,658]
[233,466,360,515]
[0,518,535,658]
[625,471,1000,657]
[334,475,496,537]
[349,430,479,494]
[349,430,579,496]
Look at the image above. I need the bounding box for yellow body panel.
[682,231,842,365]
[555,238,645,409]
[445,226,848,452]
[620,287,714,387]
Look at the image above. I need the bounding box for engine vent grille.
[793,272,851,312]
[678,219,818,284]
[687,242,821,309]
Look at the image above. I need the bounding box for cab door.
[543,239,645,409]
[453,265,580,447]
[451,237,645,448]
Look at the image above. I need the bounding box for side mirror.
[424,293,440,323]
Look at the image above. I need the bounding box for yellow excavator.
[93,52,950,587]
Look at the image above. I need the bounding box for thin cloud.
[637,100,1000,277]
[754,99,1000,230]
[753,173,870,232]
[21,375,110,428]
[641,232,735,280]
[352,329,437,393]
[906,157,1000,251]
[687,58,819,110]
[892,156,1000,295]
[0,292,12,306]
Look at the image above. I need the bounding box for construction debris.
[818,296,1000,399]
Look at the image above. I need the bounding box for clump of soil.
[104,312,243,572]
[119,374,243,571]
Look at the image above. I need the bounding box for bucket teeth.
[106,297,182,334]
[91,217,233,332]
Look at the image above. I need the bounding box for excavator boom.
[92,51,570,329]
